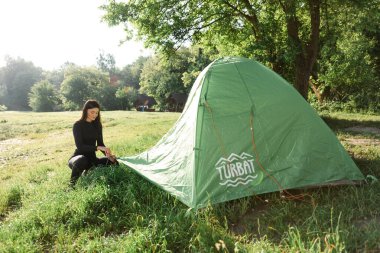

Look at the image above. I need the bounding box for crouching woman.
[68,100,118,186]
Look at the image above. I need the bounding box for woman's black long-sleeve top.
[71,120,105,165]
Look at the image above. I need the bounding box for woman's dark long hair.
[80,100,102,128]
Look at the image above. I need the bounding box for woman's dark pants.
[68,155,115,186]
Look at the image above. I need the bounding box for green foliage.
[115,86,137,110]
[118,56,149,89]
[139,47,211,110]
[60,66,110,110]
[0,56,43,110]
[28,80,60,112]
[60,74,91,110]
[97,51,116,75]
[140,55,184,110]
[181,46,212,88]
[317,0,380,112]
[6,185,23,207]
[101,0,326,98]
[101,0,380,111]
[43,68,65,89]
[0,1,377,113]
[97,82,119,111]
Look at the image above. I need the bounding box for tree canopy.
[0,57,43,110]
[28,80,60,112]
[60,66,110,110]
[101,0,324,99]
[139,47,211,110]
[101,0,379,111]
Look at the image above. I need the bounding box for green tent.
[119,57,364,209]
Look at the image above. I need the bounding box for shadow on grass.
[354,157,380,178]
[225,180,380,251]
[0,185,24,221]
[321,116,380,131]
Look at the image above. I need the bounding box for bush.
[28,80,60,112]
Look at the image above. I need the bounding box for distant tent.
[119,57,364,209]
[134,94,156,111]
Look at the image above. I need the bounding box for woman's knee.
[69,155,91,170]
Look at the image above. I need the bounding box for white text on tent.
[216,159,255,181]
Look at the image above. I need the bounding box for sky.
[0,0,152,71]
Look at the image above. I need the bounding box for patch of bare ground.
[0,138,26,152]
[343,138,380,146]
[0,138,31,166]
[345,126,380,135]
[229,203,270,236]
[342,126,380,146]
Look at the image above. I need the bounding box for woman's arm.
[96,145,111,156]
[96,126,112,157]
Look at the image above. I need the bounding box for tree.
[139,48,198,110]
[60,66,110,110]
[314,0,380,111]
[43,69,64,90]
[97,81,119,110]
[60,75,91,110]
[102,0,323,99]
[181,46,213,88]
[115,86,138,110]
[119,56,149,89]
[97,51,116,75]
[0,56,42,110]
[28,80,59,112]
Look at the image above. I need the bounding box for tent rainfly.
[119,57,364,209]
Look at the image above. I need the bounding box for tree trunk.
[282,0,321,100]
[310,79,323,103]
[294,56,311,100]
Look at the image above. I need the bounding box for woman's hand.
[97,146,112,157]
[108,155,117,163]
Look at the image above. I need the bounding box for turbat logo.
[215,152,259,187]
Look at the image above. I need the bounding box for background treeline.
[0,47,210,112]
[0,0,379,113]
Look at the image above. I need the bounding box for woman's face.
[86,108,99,122]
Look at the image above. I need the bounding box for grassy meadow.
[0,110,379,252]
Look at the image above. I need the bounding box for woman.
[68,100,118,186]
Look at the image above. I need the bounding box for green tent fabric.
[119,57,364,209]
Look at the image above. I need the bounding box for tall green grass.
[0,111,379,252]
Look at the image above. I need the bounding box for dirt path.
[345,126,380,135]
[343,126,380,146]
[0,138,31,167]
